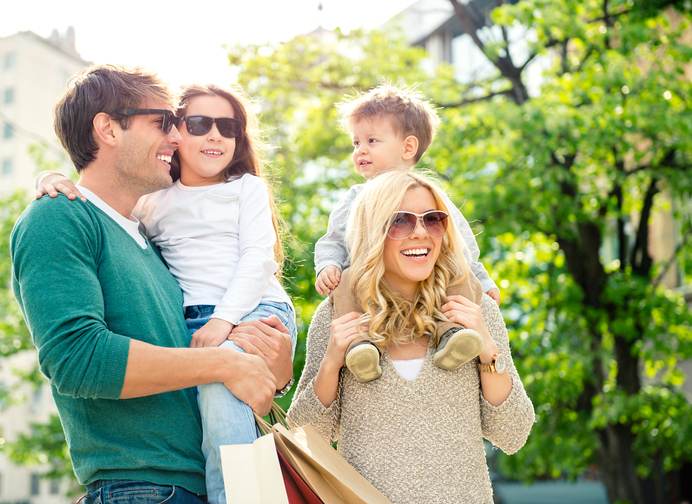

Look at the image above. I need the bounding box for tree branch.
[630,177,659,276]
[437,88,515,108]
[653,233,689,288]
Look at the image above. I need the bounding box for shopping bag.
[273,422,391,504]
[276,445,324,504]
[220,430,289,504]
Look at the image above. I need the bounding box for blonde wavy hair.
[345,171,482,348]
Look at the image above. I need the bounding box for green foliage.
[1,1,689,501]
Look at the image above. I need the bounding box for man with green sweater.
[10,65,293,503]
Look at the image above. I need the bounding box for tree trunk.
[598,424,646,504]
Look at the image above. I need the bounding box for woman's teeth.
[401,248,430,257]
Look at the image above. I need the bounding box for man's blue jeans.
[81,480,206,503]
[185,301,297,504]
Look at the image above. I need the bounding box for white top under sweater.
[134,173,290,324]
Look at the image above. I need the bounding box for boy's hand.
[190,318,234,348]
[486,288,501,305]
[316,266,342,296]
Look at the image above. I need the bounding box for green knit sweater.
[11,195,205,494]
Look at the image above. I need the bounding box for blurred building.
[0,28,88,196]
[0,28,86,504]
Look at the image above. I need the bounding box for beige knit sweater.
[287,295,535,504]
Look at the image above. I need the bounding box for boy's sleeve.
[313,186,359,275]
[442,192,498,293]
[10,198,130,400]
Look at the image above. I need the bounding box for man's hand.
[223,350,276,415]
[315,265,342,296]
[230,316,293,392]
[190,318,234,348]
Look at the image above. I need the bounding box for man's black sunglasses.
[112,108,179,134]
[181,115,242,139]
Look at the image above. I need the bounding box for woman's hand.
[322,311,368,372]
[190,318,234,348]
[35,172,85,201]
[441,295,498,363]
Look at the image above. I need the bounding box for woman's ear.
[402,135,419,161]
[92,112,118,146]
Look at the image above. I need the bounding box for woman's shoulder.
[309,299,334,337]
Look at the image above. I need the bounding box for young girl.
[288,171,534,503]
[37,84,297,504]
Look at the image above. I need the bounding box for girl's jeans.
[185,301,297,504]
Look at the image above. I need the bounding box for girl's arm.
[211,175,280,325]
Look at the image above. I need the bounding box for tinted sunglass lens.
[216,119,239,139]
[423,212,447,235]
[388,213,416,239]
[185,116,213,136]
[161,113,176,134]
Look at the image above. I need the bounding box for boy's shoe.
[432,326,483,371]
[345,341,382,383]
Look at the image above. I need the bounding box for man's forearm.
[120,339,232,399]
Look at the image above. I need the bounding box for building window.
[3,52,16,70]
[3,122,13,139]
[2,158,13,176]
[3,88,14,105]
[49,478,60,494]
[30,473,40,496]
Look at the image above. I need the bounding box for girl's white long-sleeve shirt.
[134,174,290,325]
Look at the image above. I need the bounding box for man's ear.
[402,135,419,161]
[92,112,118,147]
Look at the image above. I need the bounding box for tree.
[226,1,691,502]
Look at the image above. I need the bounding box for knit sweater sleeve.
[479,295,535,454]
[287,299,341,442]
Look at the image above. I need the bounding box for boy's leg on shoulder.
[330,268,361,318]
[332,269,382,383]
[432,283,483,371]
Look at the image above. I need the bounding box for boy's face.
[350,116,415,179]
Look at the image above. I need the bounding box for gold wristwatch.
[477,353,508,374]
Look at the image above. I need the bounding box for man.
[10,65,293,502]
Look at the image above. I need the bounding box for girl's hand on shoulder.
[323,311,368,371]
[190,318,234,348]
[35,172,86,201]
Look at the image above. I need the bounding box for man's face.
[350,116,413,179]
[114,97,181,195]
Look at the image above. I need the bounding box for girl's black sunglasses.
[181,115,242,139]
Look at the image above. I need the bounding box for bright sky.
[1,0,418,88]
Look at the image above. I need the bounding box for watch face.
[495,354,508,374]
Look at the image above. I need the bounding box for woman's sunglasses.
[387,210,448,240]
[181,115,242,139]
[112,108,179,134]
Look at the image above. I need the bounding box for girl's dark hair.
[173,85,285,272]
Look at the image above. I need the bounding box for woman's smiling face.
[177,94,236,186]
[382,185,444,299]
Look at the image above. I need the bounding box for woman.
[287,170,534,504]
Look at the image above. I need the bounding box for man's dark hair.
[54,64,172,172]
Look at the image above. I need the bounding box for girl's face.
[382,186,444,299]
[177,94,237,186]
